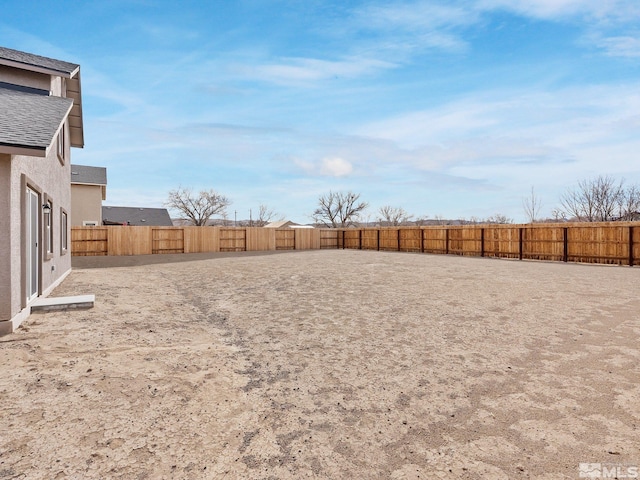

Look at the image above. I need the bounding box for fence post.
[563,227,569,262]
[359,229,362,250]
[519,227,523,261]
[445,228,449,255]
[630,226,635,267]
[421,228,425,253]
[377,229,380,251]
[342,230,345,249]
[480,228,485,257]
[397,229,401,252]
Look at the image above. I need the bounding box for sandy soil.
[1,250,639,479]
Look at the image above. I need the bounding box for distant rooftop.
[102,206,173,227]
[70,164,107,185]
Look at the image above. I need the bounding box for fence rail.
[71,222,639,266]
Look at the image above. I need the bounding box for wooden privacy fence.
[72,222,639,266]
[71,226,322,256]
[335,223,640,266]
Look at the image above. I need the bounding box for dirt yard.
[1,250,639,479]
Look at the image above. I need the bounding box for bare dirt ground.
[1,250,639,479]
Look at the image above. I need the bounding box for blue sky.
[3,0,640,223]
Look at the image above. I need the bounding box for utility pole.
[234,210,237,227]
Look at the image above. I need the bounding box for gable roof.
[0,46,79,78]
[0,87,72,156]
[0,46,84,149]
[102,206,174,226]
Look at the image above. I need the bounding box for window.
[61,209,68,254]
[45,200,53,259]
[57,125,66,165]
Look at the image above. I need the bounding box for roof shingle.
[0,87,73,153]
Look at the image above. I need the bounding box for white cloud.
[320,157,353,177]
[293,156,354,177]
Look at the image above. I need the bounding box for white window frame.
[57,124,66,165]
[60,209,68,254]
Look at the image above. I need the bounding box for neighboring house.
[265,220,314,229]
[70,163,107,226]
[102,206,173,226]
[0,46,84,334]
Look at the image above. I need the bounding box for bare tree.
[559,176,625,222]
[414,215,429,226]
[378,206,413,226]
[617,185,640,220]
[433,214,446,225]
[253,204,280,227]
[165,187,231,226]
[484,213,513,224]
[522,186,542,223]
[312,191,368,228]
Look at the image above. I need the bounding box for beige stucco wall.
[1,134,72,323]
[70,184,103,226]
[0,155,11,320]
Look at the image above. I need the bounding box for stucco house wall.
[70,184,103,226]
[0,155,12,321]
[0,46,83,334]
[1,148,72,326]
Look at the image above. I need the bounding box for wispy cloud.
[230,56,396,86]
[593,35,640,58]
[354,82,640,181]
[342,1,479,58]
[478,0,640,21]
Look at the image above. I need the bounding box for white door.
[26,187,39,303]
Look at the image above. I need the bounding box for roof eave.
[0,144,47,157]
[66,71,84,148]
[0,58,79,79]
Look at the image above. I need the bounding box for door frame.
[25,186,39,303]
[21,174,43,308]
